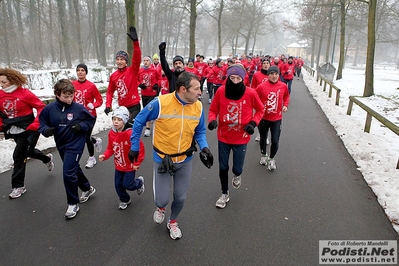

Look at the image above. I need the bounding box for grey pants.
[153,159,193,221]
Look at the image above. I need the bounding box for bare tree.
[56,0,72,68]
[72,0,84,63]
[125,0,135,64]
[358,0,376,97]
[98,0,107,66]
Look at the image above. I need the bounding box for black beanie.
[76,63,88,74]
[173,55,184,64]
[268,66,280,75]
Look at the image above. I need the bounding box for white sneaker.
[208,99,212,104]
[215,192,230,208]
[94,138,102,153]
[153,207,166,224]
[85,157,96,169]
[144,128,151,137]
[167,219,182,239]
[118,199,131,210]
[268,158,277,171]
[232,175,241,189]
[136,176,145,195]
[9,187,27,199]
[80,186,96,203]
[65,204,79,219]
[46,153,54,171]
[260,155,269,165]
[255,134,260,141]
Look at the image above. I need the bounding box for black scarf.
[225,79,246,100]
[261,69,268,75]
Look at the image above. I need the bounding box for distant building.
[287,41,307,58]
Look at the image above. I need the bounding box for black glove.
[159,42,166,52]
[139,83,147,90]
[128,150,139,163]
[71,123,82,132]
[43,127,55,137]
[127,26,138,41]
[152,84,159,93]
[222,76,227,80]
[243,121,256,135]
[199,147,213,169]
[104,107,111,116]
[208,120,217,131]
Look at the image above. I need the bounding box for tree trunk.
[189,0,197,58]
[310,34,316,68]
[363,0,376,97]
[15,1,27,59]
[73,0,84,63]
[336,0,346,80]
[56,0,72,68]
[125,0,135,65]
[217,0,224,57]
[1,0,11,66]
[316,28,324,67]
[88,0,100,62]
[325,8,333,63]
[48,0,56,63]
[98,0,107,66]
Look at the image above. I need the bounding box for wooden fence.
[305,65,399,169]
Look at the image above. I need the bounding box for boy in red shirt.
[99,106,145,210]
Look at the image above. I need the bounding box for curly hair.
[0,68,27,87]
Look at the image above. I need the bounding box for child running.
[39,79,96,219]
[99,106,145,210]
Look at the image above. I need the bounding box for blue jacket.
[39,99,95,153]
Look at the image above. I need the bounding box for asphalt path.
[0,77,397,266]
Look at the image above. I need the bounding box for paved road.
[1,78,397,266]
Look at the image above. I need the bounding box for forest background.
[1,0,399,75]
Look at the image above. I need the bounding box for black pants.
[125,104,141,129]
[210,84,222,100]
[11,131,50,188]
[258,119,282,159]
[85,117,97,157]
[200,78,206,94]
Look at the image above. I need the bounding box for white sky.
[1,65,399,233]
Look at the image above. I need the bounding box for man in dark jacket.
[158,42,185,93]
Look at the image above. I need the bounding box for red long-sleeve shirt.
[256,80,290,121]
[72,79,103,117]
[138,67,160,97]
[106,40,142,108]
[281,62,295,81]
[0,87,45,131]
[207,66,226,85]
[208,86,264,145]
[102,128,145,172]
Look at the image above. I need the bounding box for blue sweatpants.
[59,151,91,205]
[114,169,143,202]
